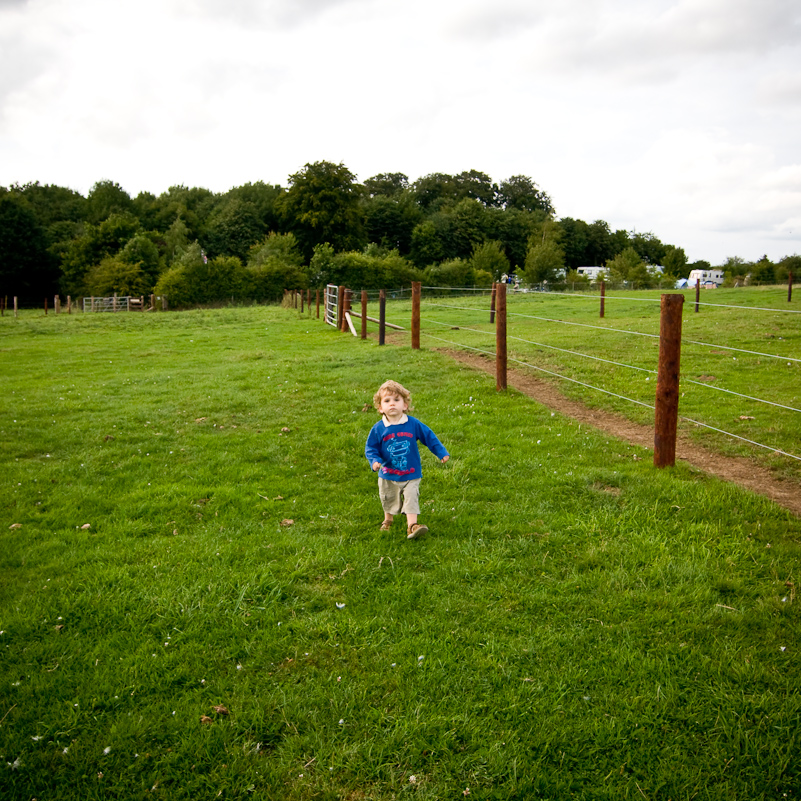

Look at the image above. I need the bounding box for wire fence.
[321,283,799,469]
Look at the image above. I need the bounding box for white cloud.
[0,0,799,261]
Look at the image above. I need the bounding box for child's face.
[379,391,408,420]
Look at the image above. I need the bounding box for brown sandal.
[407,523,428,540]
[379,520,393,531]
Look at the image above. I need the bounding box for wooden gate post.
[336,286,345,331]
[490,283,497,324]
[411,281,421,349]
[379,289,386,346]
[361,290,368,339]
[496,281,507,391]
[654,293,684,468]
[599,280,605,318]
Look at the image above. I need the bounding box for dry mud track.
[440,349,801,518]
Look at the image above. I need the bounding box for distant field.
[1,304,799,800]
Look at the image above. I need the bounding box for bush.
[154,243,250,307]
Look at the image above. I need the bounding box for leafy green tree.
[86,180,134,224]
[777,254,801,282]
[751,256,775,285]
[498,175,553,215]
[586,220,617,266]
[605,247,649,286]
[60,212,140,295]
[163,214,191,265]
[363,192,421,254]
[661,245,688,278]
[224,182,284,233]
[120,233,162,285]
[470,240,510,281]
[0,193,59,299]
[565,269,591,288]
[248,232,304,268]
[559,217,591,269]
[454,170,498,206]
[488,207,545,270]
[155,244,250,307]
[629,231,666,265]
[424,258,473,287]
[86,256,151,297]
[13,182,87,228]
[410,218,447,268]
[412,173,458,212]
[364,173,410,197]
[523,240,565,283]
[203,197,265,262]
[308,243,336,287]
[522,219,565,283]
[412,170,499,211]
[279,161,366,261]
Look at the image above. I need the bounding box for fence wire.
[414,291,800,464]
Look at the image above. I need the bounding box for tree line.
[1,162,797,307]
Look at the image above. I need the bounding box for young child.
[364,380,450,539]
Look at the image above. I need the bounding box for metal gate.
[324,284,338,326]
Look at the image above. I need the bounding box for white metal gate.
[324,284,338,326]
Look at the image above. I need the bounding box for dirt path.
[441,349,801,517]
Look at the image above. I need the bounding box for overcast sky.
[1,0,799,264]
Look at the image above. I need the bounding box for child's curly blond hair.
[373,380,413,412]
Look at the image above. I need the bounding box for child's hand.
[372,461,383,472]
[441,455,450,464]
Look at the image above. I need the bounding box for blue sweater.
[365,415,449,482]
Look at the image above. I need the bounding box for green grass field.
[1,302,800,800]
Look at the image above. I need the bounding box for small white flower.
[237,664,243,670]
[781,646,787,652]
[339,719,344,725]
[31,735,41,741]
[336,602,346,609]
[62,747,69,754]
[409,775,417,784]
[418,655,424,662]
[103,746,111,755]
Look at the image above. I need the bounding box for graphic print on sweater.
[385,437,410,472]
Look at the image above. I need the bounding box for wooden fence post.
[695,279,700,313]
[341,289,351,332]
[789,272,793,303]
[379,289,386,346]
[361,290,368,339]
[490,283,497,324]
[14,297,18,318]
[68,295,72,314]
[411,281,421,349]
[654,294,684,468]
[316,289,320,319]
[496,282,507,391]
[336,286,345,331]
[599,280,605,318]
[44,297,48,315]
